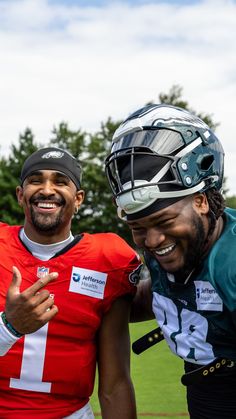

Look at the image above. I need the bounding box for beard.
[29,194,65,234]
[174,212,206,283]
[30,207,63,234]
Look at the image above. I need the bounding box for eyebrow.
[53,172,70,180]
[27,171,71,181]
[27,171,43,177]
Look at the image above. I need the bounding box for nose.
[144,227,165,250]
[39,180,56,195]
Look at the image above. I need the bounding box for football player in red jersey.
[0,147,142,419]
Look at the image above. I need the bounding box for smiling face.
[16,170,85,243]
[127,194,211,281]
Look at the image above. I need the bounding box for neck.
[203,215,224,256]
[20,229,74,261]
[23,224,72,244]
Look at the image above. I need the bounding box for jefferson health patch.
[69,267,107,299]
[194,281,223,311]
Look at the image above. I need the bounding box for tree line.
[0,85,235,244]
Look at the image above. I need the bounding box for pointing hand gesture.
[4,266,59,335]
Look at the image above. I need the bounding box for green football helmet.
[105,104,224,219]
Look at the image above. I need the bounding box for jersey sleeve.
[208,231,236,312]
[96,233,143,313]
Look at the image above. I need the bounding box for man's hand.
[4,266,59,335]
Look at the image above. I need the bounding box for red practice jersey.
[0,223,141,418]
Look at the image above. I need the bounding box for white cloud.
[0,0,236,193]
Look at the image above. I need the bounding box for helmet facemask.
[105,105,224,220]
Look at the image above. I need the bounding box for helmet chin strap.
[117,206,128,221]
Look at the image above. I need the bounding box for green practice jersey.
[147,207,236,365]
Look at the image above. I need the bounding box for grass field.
[90,319,189,418]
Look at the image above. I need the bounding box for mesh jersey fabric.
[0,224,140,418]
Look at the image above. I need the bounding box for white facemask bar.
[116,180,207,220]
[149,136,202,185]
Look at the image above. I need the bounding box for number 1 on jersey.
[10,323,52,393]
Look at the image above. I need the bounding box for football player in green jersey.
[105,104,236,419]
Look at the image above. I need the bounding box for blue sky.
[0,0,236,194]
[48,0,201,5]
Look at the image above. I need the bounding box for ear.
[16,186,24,207]
[193,193,209,215]
[75,189,85,210]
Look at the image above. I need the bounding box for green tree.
[225,195,236,209]
[48,119,133,241]
[158,84,233,199]
[158,84,219,130]
[0,129,40,224]
[1,84,235,234]
[50,122,87,158]
[78,118,132,241]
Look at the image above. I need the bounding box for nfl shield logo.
[37,267,50,278]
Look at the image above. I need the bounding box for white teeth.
[155,244,175,256]
[37,203,57,208]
